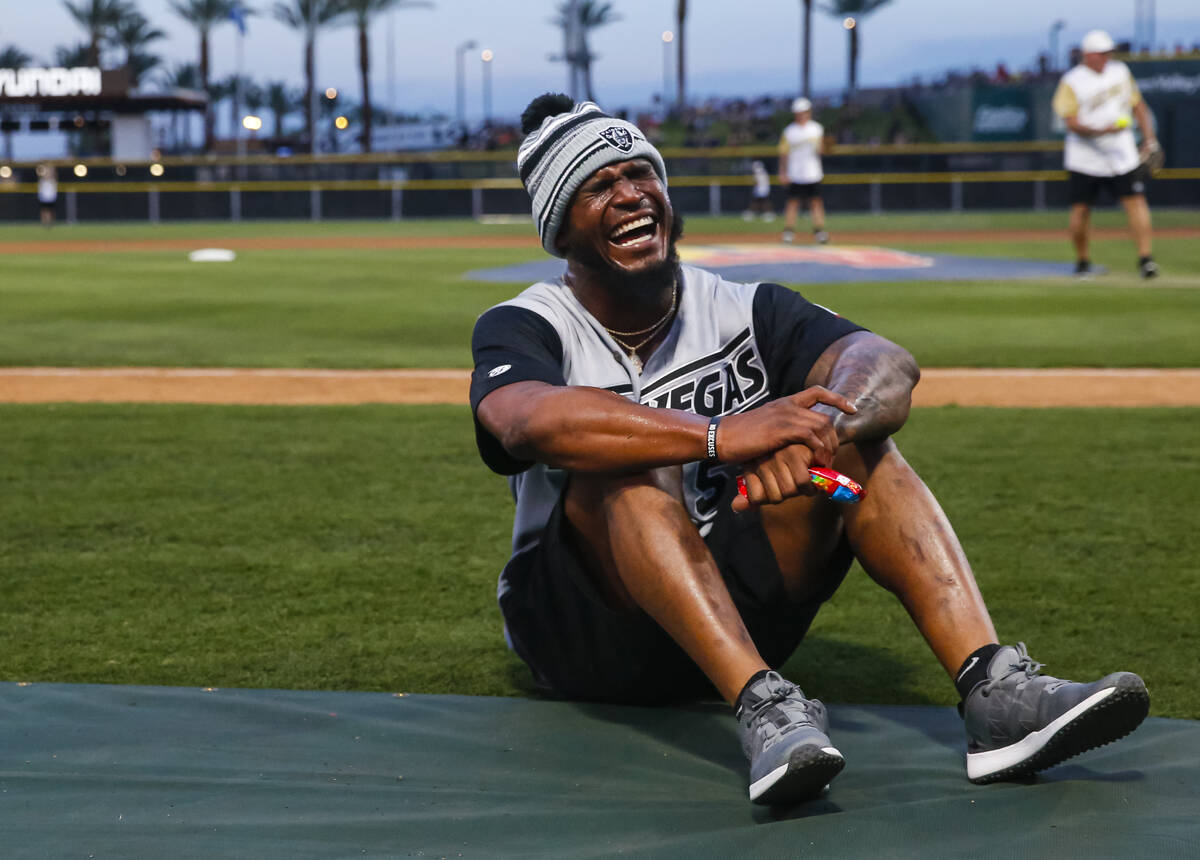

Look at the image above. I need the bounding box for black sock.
[733,669,772,714]
[1139,255,1153,265]
[954,643,1002,704]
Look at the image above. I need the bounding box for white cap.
[1081,29,1116,54]
[791,97,812,113]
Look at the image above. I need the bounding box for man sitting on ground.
[469,93,1150,805]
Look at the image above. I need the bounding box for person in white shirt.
[777,97,829,244]
[743,160,775,221]
[1052,29,1160,278]
[37,164,58,227]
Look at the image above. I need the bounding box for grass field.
[2,211,1198,368]
[2,211,1198,719]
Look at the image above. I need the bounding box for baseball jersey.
[779,120,824,184]
[1052,60,1142,177]
[470,263,864,588]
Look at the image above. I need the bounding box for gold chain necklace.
[604,279,678,373]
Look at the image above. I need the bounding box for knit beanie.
[517,95,668,258]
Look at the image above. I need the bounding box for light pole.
[480,49,494,124]
[661,31,673,116]
[1049,19,1065,70]
[843,16,858,101]
[456,40,477,128]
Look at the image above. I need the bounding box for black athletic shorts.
[787,181,822,202]
[498,476,853,705]
[1068,169,1146,206]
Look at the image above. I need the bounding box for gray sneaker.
[735,671,845,804]
[963,644,1149,784]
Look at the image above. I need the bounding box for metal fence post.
[709,182,721,216]
[951,178,963,213]
[1033,179,1046,211]
[66,191,78,224]
[310,186,322,221]
[391,185,403,221]
[230,188,241,222]
[471,186,483,219]
[148,188,160,223]
[869,180,882,215]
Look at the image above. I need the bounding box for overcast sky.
[2,0,1199,121]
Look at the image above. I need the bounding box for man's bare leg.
[1069,203,1091,262]
[564,469,767,704]
[810,198,827,233]
[1120,194,1153,258]
[782,197,801,239]
[759,439,997,679]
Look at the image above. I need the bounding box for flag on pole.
[229,2,248,35]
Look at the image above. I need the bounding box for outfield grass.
[1,213,1199,368]
[2,404,1196,718]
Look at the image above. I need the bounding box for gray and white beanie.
[517,101,668,258]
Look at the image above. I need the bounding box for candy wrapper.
[737,467,865,505]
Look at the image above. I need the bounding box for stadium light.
[661,30,673,43]
[242,115,263,132]
[334,115,349,130]
[149,163,165,177]
[0,166,11,179]
[843,16,856,29]
[481,50,494,123]
[325,87,338,100]
[73,163,87,178]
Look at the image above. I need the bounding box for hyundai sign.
[0,67,103,99]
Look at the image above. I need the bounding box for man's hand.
[715,387,856,513]
[732,443,823,512]
[716,386,855,465]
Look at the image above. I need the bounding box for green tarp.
[2,682,1198,858]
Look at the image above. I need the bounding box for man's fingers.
[791,386,857,414]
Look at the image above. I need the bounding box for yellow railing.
[2,167,1198,194]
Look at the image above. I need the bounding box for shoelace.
[980,642,1045,696]
[747,676,815,727]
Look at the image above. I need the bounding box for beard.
[569,213,686,302]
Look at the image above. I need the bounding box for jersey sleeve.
[751,282,867,396]
[1052,80,1078,119]
[1129,74,1143,108]
[470,304,566,475]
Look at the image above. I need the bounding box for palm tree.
[272,0,343,152]
[0,45,33,68]
[169,0,244,151]
[674,0,686,111]
[821,0,892,99]
[336,0,432,153]
[55,43,94,67]
[112,8,165,87]
[265,80,301,138]
[63,0,132,65]
[551,0,620,103]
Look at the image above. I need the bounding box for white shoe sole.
[966,687,1114,780]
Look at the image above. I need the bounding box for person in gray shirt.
[470,93,1149,806]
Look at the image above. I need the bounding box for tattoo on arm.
[809,333,920,444]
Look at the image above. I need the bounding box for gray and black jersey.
[470,263,864,590]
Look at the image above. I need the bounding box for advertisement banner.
[970,87,1034,141]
